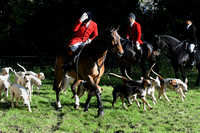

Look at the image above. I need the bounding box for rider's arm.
[90,22,98,40]
[136,23,142,43]
[72,19,82,32]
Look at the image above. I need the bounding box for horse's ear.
[110,26,113,31]
[116,25,120,31]
[154,35,159,38]
[110,26,115,31]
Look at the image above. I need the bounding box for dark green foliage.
[1,0,200,56]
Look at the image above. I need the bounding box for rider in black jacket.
[184,16,197,66]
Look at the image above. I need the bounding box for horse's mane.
[83,29,111,57]
[159,35,186,56]
[160,35,180,42]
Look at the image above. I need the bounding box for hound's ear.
[168,80,172,83]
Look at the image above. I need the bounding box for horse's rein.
[95,53,107,83]
[75,44,86,80]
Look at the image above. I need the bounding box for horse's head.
[154,35,180,56]
[110,26,124,57]
[154,35,166,56]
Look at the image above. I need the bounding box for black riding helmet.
[186,16,192,22]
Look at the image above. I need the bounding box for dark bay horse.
[154,35,200,85]
[117,35,158,78]
[53,27,124,117]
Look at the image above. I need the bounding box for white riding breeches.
[136,43,141,50]
[69,42,85,52]
[189,44,195,53]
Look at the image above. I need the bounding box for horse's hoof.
[57,102,62,109]
[98,110,104,117]
[57,106,62,110]
[84,109,88,112]
[74,105,79,110]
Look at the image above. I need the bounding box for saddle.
[63,46,85,71]
[125,41,155,61]
[73,45,85,64]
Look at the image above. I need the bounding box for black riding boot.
[136,49,143,63]
[191,51,196,66]
[62,55,74,71]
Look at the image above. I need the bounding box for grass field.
[0,67,200,132]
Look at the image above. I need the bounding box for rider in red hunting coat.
[63,12,98,70]
[69,13,98,46]
[126,13,143,62]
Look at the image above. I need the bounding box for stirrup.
[62,61,73,71]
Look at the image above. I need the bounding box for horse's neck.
[164,37,179,50]
[121,38,132,49]
[86,43,108,61]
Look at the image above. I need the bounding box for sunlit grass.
[0,66,200,132]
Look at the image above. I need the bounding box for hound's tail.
[17,63,27,72]
[151,69,164,80]
[107,73,128,80]
[106,73,116,88]
[13,70,20,78]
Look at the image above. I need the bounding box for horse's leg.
[120,62,131,78]
[53,67,65,108]
[195,64,200,86]
[84,90,93,112]
[120,66,126,77]
[53,53,66,109]
[53,78,62,108]
[140,61,146,78]
[180,64,187,83]
[171,62,179,78]
[127,65,131,78]
[87,75,104,117]
[71,80,82,110]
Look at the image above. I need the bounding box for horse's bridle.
[157,36,168,50]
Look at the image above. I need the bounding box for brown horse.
[53,27,124,117]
